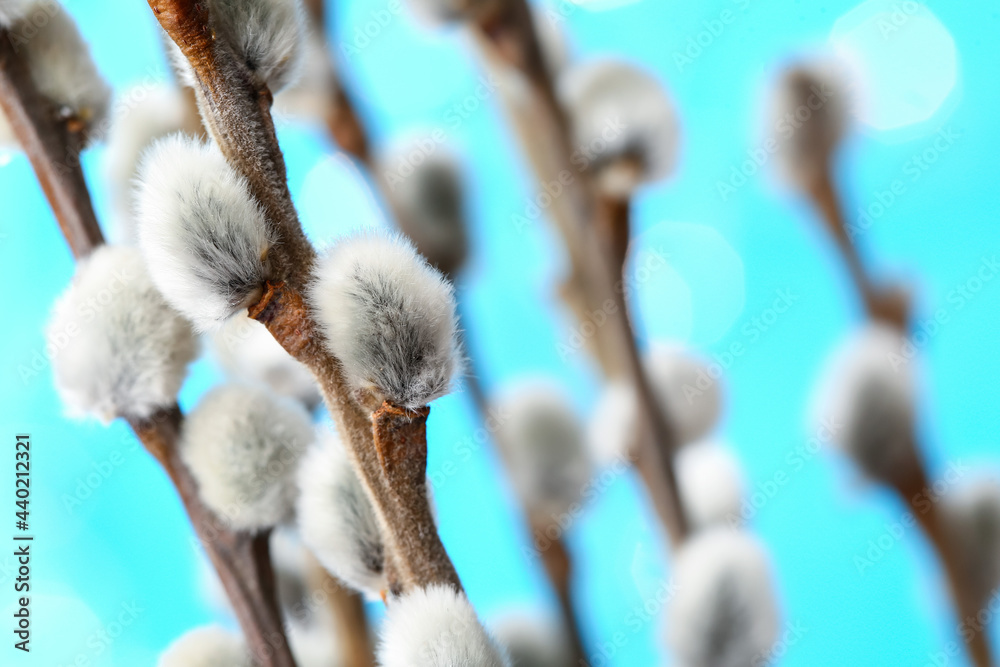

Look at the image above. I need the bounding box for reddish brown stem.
[0,29,103,259]
[249,282,463,593]
[532,522,589,667]
[131,407,297,667]
[147,0,316,289]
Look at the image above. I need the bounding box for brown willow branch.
[131,408,296,667]
[529,516,589,666]
[1,23,298,666]
[248,281,462,591]
[150,0,463,594]
[0,29,103,259]
[808,164,994,667]
[467,1,690,546]
[147,0,316,289]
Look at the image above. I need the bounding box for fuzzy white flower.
[382,143,468,276]
[676,440,746,531]
[560,59,679,198]
[296,428,386,597]
[135,134,274,331]
[309,233,460,409]
[404,0,496,27]
[170,0,304,94]
[378,585,509,667]
[492,612,571,667]
[666,528,780,667]
[588,346,722,463]
[158,626,250,667]
[811,323,915,485]
[942,477,1000,609]
[47,245,198,423]
[105,84,191,244]
[181,384,313,530]
[771,62,850,190]
[495,381,592,521]
[288,616,341,667]
[0,1,111,146]
[213,317,321,410]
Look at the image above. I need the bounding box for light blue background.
[1,0,998,665]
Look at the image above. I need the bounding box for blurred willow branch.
[0,28,297,667]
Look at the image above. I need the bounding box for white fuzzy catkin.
[587,346,722,464]
[943,478,1000,608]
[135,134,274,331]
[0,1,111,146]
[274,30,335,121]
[666,528,779,667]
[270,527,312,622]
[47,245,198,424]
[309,233,460,409]
[288,617,342,667]
[492,613,571,667]
[677,440,746,531]
[158,626,250,667]
[378,585,509,667]
[382,142,469,276]
[296,429,386,597]
[496,382,592,521]
[213,317,321,410]
[771,62,849,190]
[170,0,303,93]
[560,59,678,198]
[811,324,916,485]
[404,0,495,26]
[105,85,190,244]
[181,384,313,530]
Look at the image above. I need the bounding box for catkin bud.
[309,233,460,410]
[676,440,746,531]
[561,59,679,198]
[181,384,313,530]
[47,246,198,424]
[378,585,509,667]
[942,477,1000,609]
[296,428,387,597]
[158,626,250,667]
[666,528,780,667]
[135,135,274,331]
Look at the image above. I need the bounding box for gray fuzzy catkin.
[560,58,679,197]
[296,429,386,597]
[135,134,274,331]
[496,381,592,521]
[943,478,1000,609]
[309,233,460,409]
[378,585,509,667]
[47,245,198,423]
[382,143,469,276]
[0,1,111,147]
[666,528,780,667]
[181,384,313,530]
[170,0,304,94]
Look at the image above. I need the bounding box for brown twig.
[808,162,994,667]
[467,1,690,546]
[306,559,376,667]
[131,408,296,667]
[2,22,299,666]
[248,282,462,592]
[150,0,464,595]
[0,29,103,259]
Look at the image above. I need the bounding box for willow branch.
[809,163,994,667]
[467,0,690,545]
[248,281,461,591]
[4,21,298,665]
[131,408,296,667]
[306,558,376,667]
[0,29,103,259]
